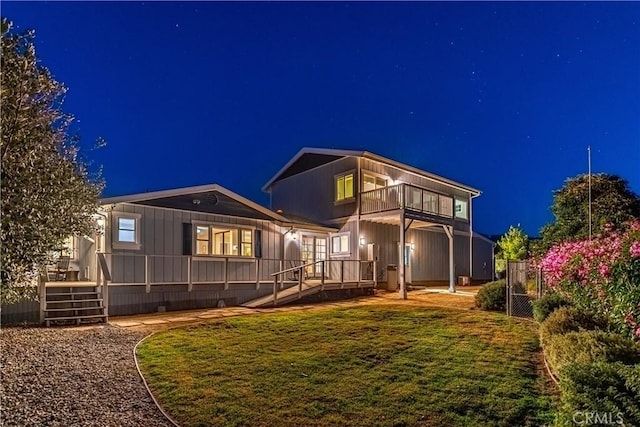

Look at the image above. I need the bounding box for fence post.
[340,260,344,289]
[39,275,46,324]
[357,261,361,288]
[145,255,150,293]
[273,275,279,307]
[279,260,284,290]
[298,266,303,299]
[321,261,325,291]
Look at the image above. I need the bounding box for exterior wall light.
[410,242,415,251]
[359,237,365,247]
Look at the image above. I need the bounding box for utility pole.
[588,146,592,240]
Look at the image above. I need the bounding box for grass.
[137,305,556,427]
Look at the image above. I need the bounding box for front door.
[302,236,327,278]
[399,243,412,284]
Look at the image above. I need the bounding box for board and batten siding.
[105,203,283,285]
[269,156,359,224]
[359,221,471,282]
[472,235,495,281]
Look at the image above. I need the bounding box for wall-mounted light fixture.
[359,236,365,247]
[410,242,415,251]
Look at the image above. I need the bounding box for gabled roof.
[101,184,290,222]
[100,184,337,232]
[262,147,481,195]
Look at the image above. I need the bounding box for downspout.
[469,193,481,281]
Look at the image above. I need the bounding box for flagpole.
[588,145,592,240]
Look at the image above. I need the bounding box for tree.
[1,19,103,302]
[540,174,640,251]
[495,226,529,277]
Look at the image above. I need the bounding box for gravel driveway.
[1,325,173,426]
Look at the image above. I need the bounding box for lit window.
[363,174,387,192]
[195,225,253,257]
[455,198,468,220]
[331,233,350,256]
[112,213,141,250]
[335,172,354,202]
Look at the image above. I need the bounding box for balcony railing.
[360,183,453,218]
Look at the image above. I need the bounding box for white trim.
[112,212,142,250]
[192,223,255,258]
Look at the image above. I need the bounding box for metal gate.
[506,260,542,318]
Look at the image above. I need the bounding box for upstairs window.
[362,174,387,192]
[335,172,354,202]
[455,198,469,220]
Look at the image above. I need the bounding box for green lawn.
[137,305,556,427]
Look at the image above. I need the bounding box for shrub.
[543,331,640,378]
[474,280,506,311]
[532,292,570,323]
[539,306,606,347]
[555,362,640,426]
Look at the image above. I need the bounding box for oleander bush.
[532,292,570,323]
[555,362,640,427]
[474,280,506,311]
[543,331,640,378]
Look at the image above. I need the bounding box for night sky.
[4,2,639,236]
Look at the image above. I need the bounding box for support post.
[373,260,378,289]
[187,256,193,292]
[273,275,278,306]
[279,260,284,290]
[39,275,46,324]
[321,261,325,291]
[357,261,361,288]
[399,211,407,299]
[145,255,150,293]
[443,225,455,293]
[255,259,260,290]
[340,260,344,289]
[102,275,109,318]
[224,257,229,290]
[298,266,303,299]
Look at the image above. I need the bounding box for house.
[264,148,495,295]
[0,148,494,325]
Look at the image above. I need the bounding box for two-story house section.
[263,148,495,296]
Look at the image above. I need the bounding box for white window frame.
[361,170,389,192]
[192,222,255,258]
[330,232,351,257]
[112,212,142,250]
[334,171,355,203]
[455,198,469,221]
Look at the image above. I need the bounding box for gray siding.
[270,157,359,223]
[472,235,495,282]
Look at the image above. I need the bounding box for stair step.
[45,314,108,327]
[46,292,98,297]
[45,306,103,312]
[46,299,103,304]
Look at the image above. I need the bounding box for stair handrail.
[271,260,325,306]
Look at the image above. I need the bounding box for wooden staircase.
[44,286,108,327]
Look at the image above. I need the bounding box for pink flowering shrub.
[540,221,640,339]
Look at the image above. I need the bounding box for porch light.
[410,242,415,251]
[289,230,297,240]
[359,237,365,247]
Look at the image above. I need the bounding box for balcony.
[360,183,453,219]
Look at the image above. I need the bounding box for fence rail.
[360,183,454,218]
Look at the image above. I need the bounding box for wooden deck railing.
[360,183,454,218]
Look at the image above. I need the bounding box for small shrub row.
[532,292,570,323]
[555,362,640,426]
[474,280,505,311]
[543,330,640,378]
[539,306,607,347]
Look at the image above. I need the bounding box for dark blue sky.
[4,2,639,236]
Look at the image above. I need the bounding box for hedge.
[555,362,640,426]
[532,292,570,323]
[543,330,640,378]
[539,306,606,347]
